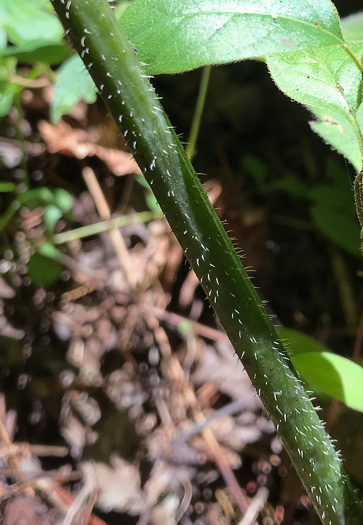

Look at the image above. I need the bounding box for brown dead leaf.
[193,340,257,403]
[38,120,141,176]
[3,496,53,525]
[87,456,146,516]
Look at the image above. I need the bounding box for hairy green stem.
[186,65,211,161]
[354,168,363,244]
[52,210,163,244]
[52,1,363,523]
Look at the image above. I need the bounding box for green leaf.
[266,43,363,121]
[114,0,132,19]
[341,12,363,41]
[43,189,74,232]
[268,178,310,199]
[0,92,13,118]
[310,204,361,257]
[0,182,16,192]
[242,153,267,188]
[278,327,363,412]
[50,188,73,214]
[310,182,353,211]
[277,327,329,356]
[51,55,97,122]
[0,40,70,65]
[0,29,7,51]
[145,192,162,213]
[120,0,344,74]
[18,187,55,209]
[309,103,363,173]
[0,55,16,80]
[0,0,64,45]
[43,205,63,233]
[293,352,363,412]
[308,174,361,257]
[18,187,73,211]
[27,242,63,286]
[135,174,162,212]
[16,187,74,232]
[0,56,17,117]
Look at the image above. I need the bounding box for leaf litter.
[0,66,320,525]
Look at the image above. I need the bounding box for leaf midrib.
[138,10,344,48]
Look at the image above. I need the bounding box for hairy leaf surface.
[309,104,363,172]
[266,43,363,120]
[120,0,344,74]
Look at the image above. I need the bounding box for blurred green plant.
[0,0,132,119]
[262,159,361,257]
[0,0,69,116]
[0,184,74,284]
[0,0,154,285]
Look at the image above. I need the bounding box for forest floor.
[1,58,363,525]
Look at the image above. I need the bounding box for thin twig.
[237,486,269,525]
[82,166,135,287]
[146,313,249,515]
[9,74,50,89]
[172,398,254,444]
[53,211,162,244]
[62,463,98,525]
[140,303,227,342]
[0,417,25,484]
[175,479,193,523]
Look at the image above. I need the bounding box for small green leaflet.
[0,40,69,65]
[27,242,64,286]
[266,43,363,120]
[278,328,363,412]
[294,352,363,413]
[0,0,64,45]
[309,104,363,172]
[120,0,344,74]
[51,55,97,122]
[264,9,363,171]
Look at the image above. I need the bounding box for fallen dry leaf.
[3,496,55,525]
[86,456,146,516]
[38,120,141,176]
